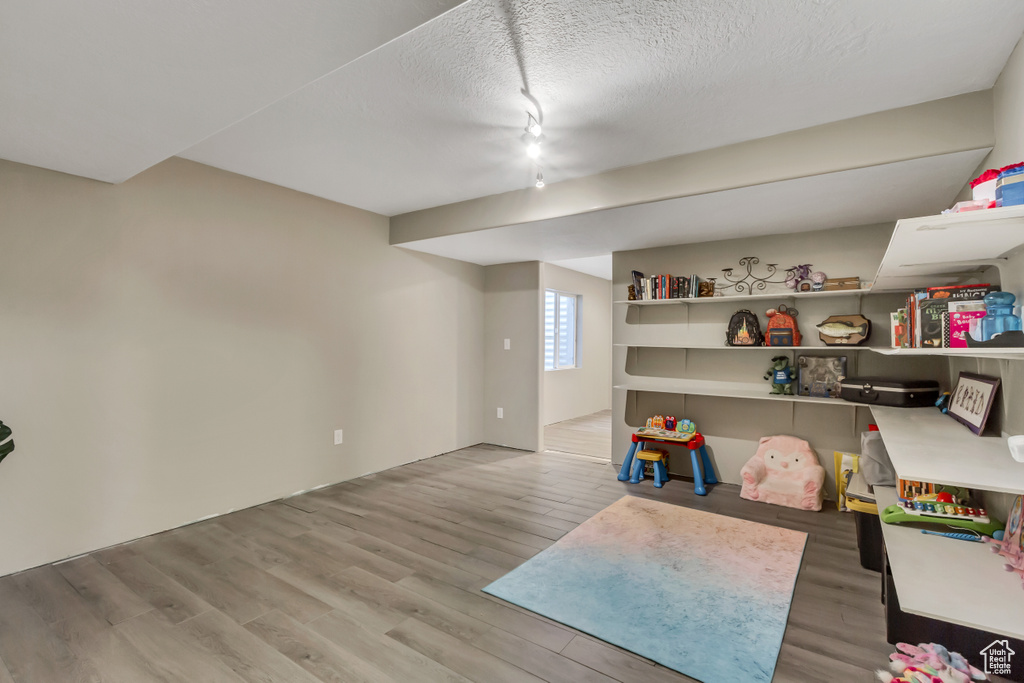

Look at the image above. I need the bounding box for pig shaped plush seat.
[740,435,825,511]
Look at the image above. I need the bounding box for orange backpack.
[765,305,800,346]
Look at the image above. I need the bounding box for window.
[545,290,579,370]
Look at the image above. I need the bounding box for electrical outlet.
[497,407,503,419]
[334,429,343,445]
[503,338,511,350]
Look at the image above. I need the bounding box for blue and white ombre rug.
[482,496,806,683]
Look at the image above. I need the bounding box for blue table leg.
[690,449,707,496]
[653,460,666,488]
[630,456,644,484]
[699,445,718,485]
[618,441,639,482]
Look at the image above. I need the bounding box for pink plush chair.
[740,435,825,511]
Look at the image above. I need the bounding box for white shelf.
[876,486,1024,640]
[872,204,1024,291]
[613,287,874,306]
[869,406,1024,495]
[614,343,874,351]
[871,347,1024,361]
[614,377,854,406]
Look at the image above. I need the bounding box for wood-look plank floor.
[0,436,903,682]
[544,410,612,459]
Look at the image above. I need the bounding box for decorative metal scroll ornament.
[719,257,795,295]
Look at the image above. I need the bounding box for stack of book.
[630,270,699,300]
[890,284,996,348]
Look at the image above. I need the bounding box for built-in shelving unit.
[613,287,874,306]
[613,343,873,351]
[869,405,1024,495]
[613,377,853,407]
[871,347,1024,361]
[875,486,1024,640]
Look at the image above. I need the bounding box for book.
[926,284,998,301]
[918,299,949,348]
[947,310,986,348]
[631,270,644,299]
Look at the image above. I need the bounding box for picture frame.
[947,372,1000,435]
[797,355,847,398]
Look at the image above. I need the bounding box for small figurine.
[664,416,676,430]
[784,264,812,290]
[810,271,827,292]
[764,356,795,395]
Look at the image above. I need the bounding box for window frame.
[544,289,581,371]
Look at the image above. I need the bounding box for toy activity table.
[618,428,718,495]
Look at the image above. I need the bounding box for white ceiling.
[0,0,463,183]
[181,0,1024,216]
[549,256,614,281]
[396,149,990,266]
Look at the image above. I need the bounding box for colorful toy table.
[617,429,718,495]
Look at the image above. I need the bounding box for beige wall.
[0,157,485,577]
[542,264,612,426]
[483,262,542,451]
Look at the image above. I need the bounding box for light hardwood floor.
[0,432,899,682]
[544,410,612,459]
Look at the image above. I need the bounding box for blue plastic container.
[996,166,1024,206]
[980,291,1023,341]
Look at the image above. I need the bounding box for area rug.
[482,496,806,683]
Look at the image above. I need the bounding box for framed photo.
[947,372,1000,435]
[797,355,847,398]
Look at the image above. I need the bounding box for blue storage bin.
[996,165,1024,206]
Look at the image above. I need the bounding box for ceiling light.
[535,172,545,188]
[526,141,541,159]
[526,112,542,138]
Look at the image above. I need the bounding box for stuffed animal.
[876,642,987,682]
[740,435,825,511]
[985,494,1024,590]
[763,355,795,395]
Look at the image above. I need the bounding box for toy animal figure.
[785,264,812,290]
[740,435,825,511]
[876,642,987,682]
[763,356,795,395]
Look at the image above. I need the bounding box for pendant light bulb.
[526,141,541,159]
[526,113,542,138]
[535,172,545,188]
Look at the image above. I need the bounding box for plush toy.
[876,642,987,682]
[763,355,795,395]
[985,494,1024,590]
[740,435,825,511]
[785,264,812,290]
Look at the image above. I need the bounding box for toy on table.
[740,435,825,511]
[618,419,716,494]
[763,355,795,395]
[880,484,1004,537]
[765,304,800,346]
[876,642,987,683]
[985,494,1024,591]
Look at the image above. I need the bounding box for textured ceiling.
[396,150,990,266]
[0,0,463,182]
[182,0,1024,216]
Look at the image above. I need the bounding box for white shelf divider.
[614,377,854,406]
[869,406,1024,495]
[875,486,1024,640]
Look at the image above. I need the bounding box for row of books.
[891,284,997,349]
[630,271,700,300]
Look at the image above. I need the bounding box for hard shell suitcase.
[839,377,940,407]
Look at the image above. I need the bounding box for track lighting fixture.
[535,172,545,188]
[526,141,541,159]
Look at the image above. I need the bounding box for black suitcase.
[839,377,940,407]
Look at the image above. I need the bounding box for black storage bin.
[854,508,883,572]
[840,377,940,407]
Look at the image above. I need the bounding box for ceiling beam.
[390,90,994,245]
